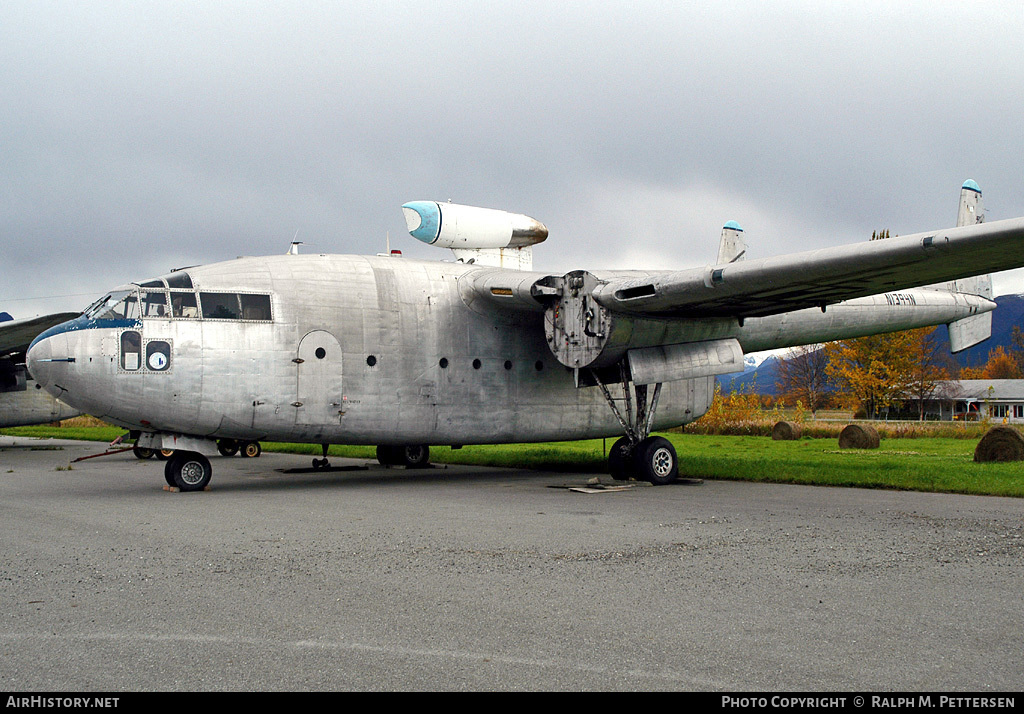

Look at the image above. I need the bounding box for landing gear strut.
[312,443,330,470]
[594,367,679,485]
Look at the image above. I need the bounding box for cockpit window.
[165,272,194,289]
[87,290,140,321]
[198,292,273,321]
[170,292,199,318]
[140,291,168,318]
[84,285,271,322]
[200,292,241,320]
[139,279,166,289]
[239,294,272,321]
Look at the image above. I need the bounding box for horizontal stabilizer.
[948,312,992,353]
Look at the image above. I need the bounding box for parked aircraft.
[26,181,1024,490]
[1,312,82,427]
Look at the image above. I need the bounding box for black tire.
[156,449,174,460]
[240,441,261,458]
[376,445,400,466]
[401,444,430,468]
[167,451,212,492]
[634,436,678,486]
[217,439,239,457]
[133,446,155,460]
[163,459,177,487]
[608,437,633,481]
[376,445,429,468]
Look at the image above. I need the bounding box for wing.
[0,313,81,356]
[589,217,1024,318]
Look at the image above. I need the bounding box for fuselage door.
[295,330,343,426]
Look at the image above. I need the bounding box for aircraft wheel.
[133,446,155,460]
[376,445,429,468]
[166,451,212,492]
[156,449,174,460]
[240,441,262,458]
[376,445,399,466]
[401,444,430,469]
[312,457,330,470]
[607,437,633,481]
[163,460,177,487]
[634,436,678,486]
[217,439,239,457]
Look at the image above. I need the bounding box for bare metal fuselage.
[0,376,80,427]
[28,253,990,447]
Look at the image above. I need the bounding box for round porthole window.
[367,355,377,367]
[315,347,326,359]
[439,358,449,368]
[472,359,482,369]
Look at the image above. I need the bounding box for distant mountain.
[717,294,1024,395]
[935,293,1024,368]
[718,354,782,395]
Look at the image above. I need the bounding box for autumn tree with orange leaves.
[960,345,1022,379]
[825,327,949,419]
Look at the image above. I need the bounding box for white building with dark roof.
[922,380,1024,422]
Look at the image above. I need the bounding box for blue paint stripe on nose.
[29,316,140,352]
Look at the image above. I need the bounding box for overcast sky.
[3,1,1024,317]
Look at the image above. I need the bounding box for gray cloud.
[3,1,1023,316]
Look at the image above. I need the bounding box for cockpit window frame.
[85,281,273,323]
[87,289,140,321]
[164,272,194,290]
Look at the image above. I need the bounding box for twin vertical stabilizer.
[947,179,993,352]
[716,221,746,264]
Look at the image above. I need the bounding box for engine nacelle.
[402,201,548,250]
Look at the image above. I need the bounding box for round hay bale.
[973,425,1024,462]
[772,421,802,440]
[838,424,880,449]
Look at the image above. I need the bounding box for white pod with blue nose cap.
[402,201,548,249]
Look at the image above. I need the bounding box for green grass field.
[3,423,1022,498]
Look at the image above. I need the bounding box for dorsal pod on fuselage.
[402,201,549,250]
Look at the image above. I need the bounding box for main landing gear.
[133,446,175,460]
[593,367,679,486]
[216,439,261,458]
[376,444,431,469]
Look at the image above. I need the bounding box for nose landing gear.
[163,451,212,492]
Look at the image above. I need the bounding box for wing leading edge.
[0,313,81,356]
[589,217,1024,319]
